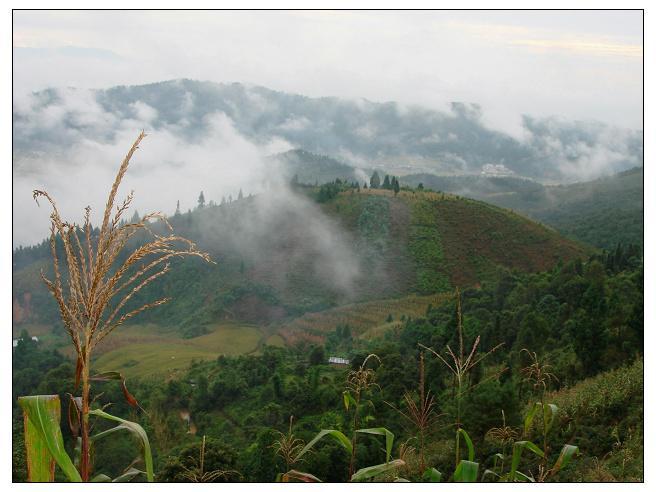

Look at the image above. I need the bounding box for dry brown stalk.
[33,131,212,481]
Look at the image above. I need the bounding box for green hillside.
[12,182,642,483]
[401,167,643,250]
[13,186,590,342]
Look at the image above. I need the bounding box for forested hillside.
[402,167,643,250]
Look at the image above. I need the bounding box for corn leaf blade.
[453,460,479,482]
[356,427,394,462]
[510,440,543,481]
[422,467,442,482]
[551,444,579,475]
[351,459,405,482]
[296,429,352,459]
[281,469,323,482]
[457,428,475,462]
[18,395,82,482]
[89,408,153,482]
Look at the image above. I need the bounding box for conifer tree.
[370,171,381,189]
[198,191,205,208]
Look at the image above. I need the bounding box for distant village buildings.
[328,356,350,366]
[12,336,38,348]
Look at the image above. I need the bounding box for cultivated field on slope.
[276,292,452,345]
[92,323,264,378]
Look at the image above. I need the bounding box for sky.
[12,10,643,136]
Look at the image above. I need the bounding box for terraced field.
[93,323,265,378]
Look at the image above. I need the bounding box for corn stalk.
[32,131,212,480]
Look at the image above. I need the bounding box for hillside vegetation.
[402,167,643,250]
[13,186,589,348]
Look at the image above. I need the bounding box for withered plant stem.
[34,131,212,481]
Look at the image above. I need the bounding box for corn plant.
[22,131,211,481]
[272,416,305,473]
[420,288,503,469]
[343,353,381,478]
[178,435,241,482]
[482,351,579,482]
[385,351,442,474]
[482,410,519,480]
[279,354,407,482]
[280,426,404,482]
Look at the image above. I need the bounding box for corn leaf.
[343,391,357,412]
[91,474,111,482]
[351,459,405,482]
[296,429,352,459]
[422,467,442,482]
[482,469,500,481]
[18,395,82,482]
[281,469,323,482]
[514,471,535,482]
[551,444,579,475]
[509,440,544,482]
[22,409,55,482]
[90,371,142,410]
[524,402,540,436]
[113,467,144,482]
[453,460,479,482]
[89,408,153,482]
[357,427,394,462]
[457,428,475,462]
[544,403,559,433]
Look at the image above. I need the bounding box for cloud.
[521,115,643,181]
[511,38,642,57]
[11,11,643,131]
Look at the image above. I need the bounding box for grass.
[264,334,286,347]
[93,323,262,378]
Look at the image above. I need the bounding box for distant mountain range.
[13,79,643,182]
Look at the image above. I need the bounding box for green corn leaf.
[551,444,579,475]
[514,471,535,482]
[91,474,111,482]
[453,460,479,482]
[343,391,357,411]
[524,402,540,436]
[544,403,559,433]
[357,427,395,462]
[89,408,153,482]
[296,429,352,459]
[112,467,144,482]
[457,428,475,462]
[422,467,442,482]
[510,440,544,482]
[482,469,500,481]
[492,452,505,470]
[351,459,405,482]
[281,469,323,482]
[394,477,411,482]
[18,395,82,482]
[22,410,55,482]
